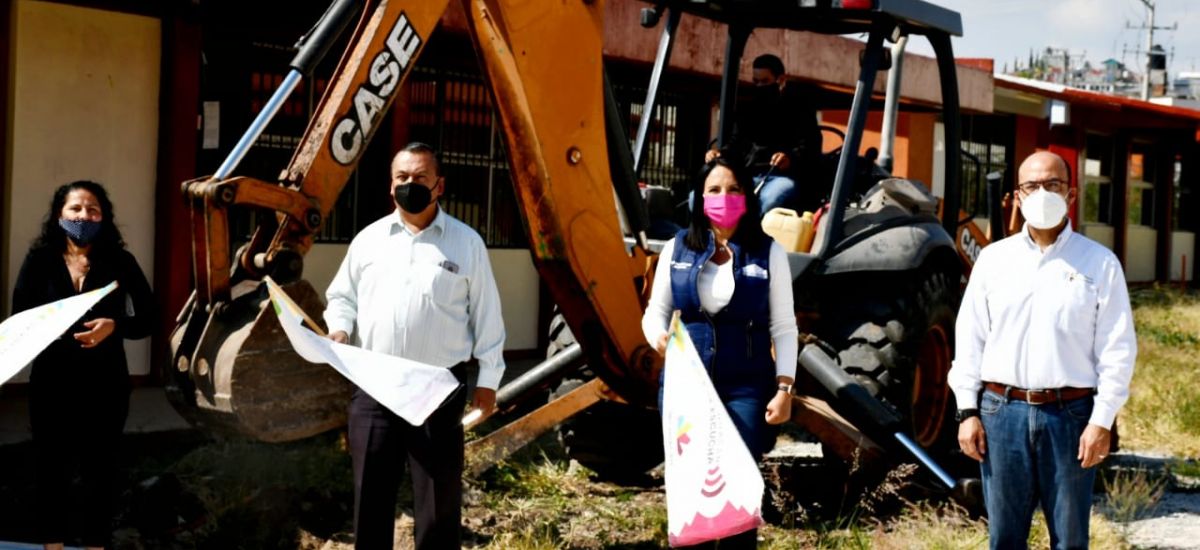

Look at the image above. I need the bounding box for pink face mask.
[703,194,747,229]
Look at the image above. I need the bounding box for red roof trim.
[995,76,1200,122]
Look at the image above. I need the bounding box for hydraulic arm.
[170,0,657,440]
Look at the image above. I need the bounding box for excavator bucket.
[167,279,350,442]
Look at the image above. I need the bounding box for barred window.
[959,115,1013,219]
[405,69,527,248]
[615,84,698,194]
[1082,134,1114,225]
[1128,143,1156,227]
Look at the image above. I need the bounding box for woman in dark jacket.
[641,157,799,548]
[12,180,154,550]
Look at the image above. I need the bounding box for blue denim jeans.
[754,174,797,216]
[979,389,1097,550]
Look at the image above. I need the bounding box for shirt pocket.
[414,262,468,310]
[1055,272,1099,336]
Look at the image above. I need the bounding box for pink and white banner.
[266,278,459,425]
[661,316,764,547]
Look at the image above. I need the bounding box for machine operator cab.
[615,1,972,468]
[620,0,966,286]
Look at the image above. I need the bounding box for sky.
[903,0,1200,77]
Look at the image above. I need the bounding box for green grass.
[1100,468,1167,524]
[468,446,668,549]
[27,425,1148,550]
[1171,458,1200,479]
[456,288,1200,550]
[1123,287,1200,456]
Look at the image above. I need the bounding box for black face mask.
[752,83,781,103]
[59,218,102,245]
[393,182,433,214]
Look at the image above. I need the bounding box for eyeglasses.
[1017,179,1067,194]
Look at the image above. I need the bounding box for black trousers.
[349,364,467,550]
[29,378,129,547]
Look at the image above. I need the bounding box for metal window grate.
[1083,134,1114,225]
[619,85,692,192]
[407,68,528,248]
[958,115,1014,220]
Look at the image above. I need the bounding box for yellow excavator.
[168,0,992,505]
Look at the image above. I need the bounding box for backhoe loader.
[168,0,987,502]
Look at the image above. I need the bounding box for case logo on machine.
[958,224,983,265]
[330,12,422,165]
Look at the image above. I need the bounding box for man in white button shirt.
[325,142,506,550]
[949,151,1136,549]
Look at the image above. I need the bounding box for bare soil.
[1,428,1196,549]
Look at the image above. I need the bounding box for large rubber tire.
[546,312,664,483]
[823,266,962,461]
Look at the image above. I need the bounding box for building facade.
[0,0,1019,382]
[989,74,1199,284]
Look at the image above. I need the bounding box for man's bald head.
[1018,151,1071,190]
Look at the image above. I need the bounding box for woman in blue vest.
[642,156,800,460]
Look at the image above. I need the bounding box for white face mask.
[1020,188,1068,230]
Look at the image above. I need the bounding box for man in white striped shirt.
[949,151,1136,549]
[325,142,506,550]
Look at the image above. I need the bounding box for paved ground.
[1096,452,1200,550]
[1125,491,1200,550]
[0,386,193,446]
[0,357,547,446]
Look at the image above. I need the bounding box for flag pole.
[263,276,327,336]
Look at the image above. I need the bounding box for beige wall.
[4,2,161,379]
[487,249,540,351]
[304,244,350,306]
[1125,226,1157,283]
[306,244,541,352]
[1080,224,1115,251]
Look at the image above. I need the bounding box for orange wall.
[906,114,935,187]
[819,111,936,189]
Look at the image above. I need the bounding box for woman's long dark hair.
[684,156,768,252]
[32,180,127,256]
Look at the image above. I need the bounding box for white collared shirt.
[641,238,799,379]
[948,222,1137,428]
[324,208,506,389]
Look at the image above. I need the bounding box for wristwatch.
[777,383,793,395]
[955,408,980,422]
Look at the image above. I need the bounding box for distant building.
[1006,47,1158,98]
[981,74,1200,284]
[1171,72,1200,100]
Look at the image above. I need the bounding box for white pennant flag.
[265,278,460,425]
[0,281,119,387]
[662,315,765,547]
